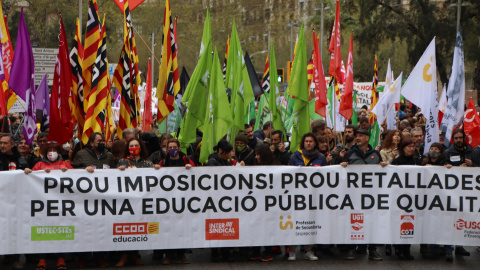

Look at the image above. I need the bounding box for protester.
[254,121,272,142]
[122,128,136,142]
[148,133,172,165]
[341,129,385,261]
[380,130,402,163]
[358,116,370,131]
[71,132,114,171]
[311,119,326,137]
[234,131,255,166]
[206,140,234,262]
[390,137,420,260]
[410,127,425,159]
[250,143,277,262]
[0,133,28,170]
[36,132,49,158]
[24,141,71,270]
[116,138,155,267]
[287,133,323,261]
[244,124,263,151]
[269,130,290,165]
[17,137,40,168]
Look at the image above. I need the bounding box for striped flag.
[369,55,379,124]
[223,35,230,81]
[82,0,101,109]
[70,18,85,133]
[261,54,269,94]
[82,15,109,144]
[156,0,180,124]
[307,51,313,86]
[1,16,17,112]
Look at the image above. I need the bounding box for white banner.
[1,165,480,254]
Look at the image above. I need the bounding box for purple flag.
[35,73,50,126]
[0,44,5,80]
[9,9,36,143]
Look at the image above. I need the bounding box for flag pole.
[382,102,396,126]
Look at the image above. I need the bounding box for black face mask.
[96,143,105,153]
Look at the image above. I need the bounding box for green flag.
[325,84,335,129]
[268,44,285,135]
[289,24,310,152]
[254,93,271,131]
[179,9,212,149]
[199,48,234,163]
[244,100,256,124]
[368,120,380,149]
[351,89,358,125]
[225,19,254,143]
[309,99,323,121]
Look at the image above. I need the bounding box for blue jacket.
[288,150,327,166]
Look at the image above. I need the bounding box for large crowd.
[1,103,480,269]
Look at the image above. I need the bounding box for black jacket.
[391,155,422,166]
[0,149,28,171]
[445,144,478,166]
[206,153,232,167]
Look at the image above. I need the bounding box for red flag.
[339,34,354,120]
[143,58,153,131]
[328,0,342,82]
[113,0,145,13]
[312,31,328,117]
[48,13,74,145]
[464,98,480,148]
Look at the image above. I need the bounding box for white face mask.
[162,147,167,153]
[47,152,58,162]
[62,143,71,151]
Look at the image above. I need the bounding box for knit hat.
[235,131,248,144]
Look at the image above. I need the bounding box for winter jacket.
[32,160,73,171]
[160,152,195,167]
[0,149,28,171]
[343,145,381,165]
[445,144,479,166]
[206,153,232,167]
[288,150,327,167]
[71,148,114,169]
[391,155,422,166]
[234,148,255,166]
[274,149,291,165]
[117,156,153,168]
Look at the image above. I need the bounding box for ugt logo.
[351,213,364,231]
[279,215,293,230]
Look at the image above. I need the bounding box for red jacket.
[32,161,73,171]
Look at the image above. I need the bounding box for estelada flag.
[113,0,145,13]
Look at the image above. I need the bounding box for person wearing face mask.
[206,140,235,262]
[116,138,155,267]
[153,138,193,265]
[24,141,71,270]
[233,131,255,166]
[148,133,172,165]
[60,141,72,162]
[270,130,291,165]
[71,132,114,173]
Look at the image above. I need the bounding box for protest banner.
[0,165,479,254]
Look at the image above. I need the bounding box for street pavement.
[3,245,479,270]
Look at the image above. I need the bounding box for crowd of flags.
[0,0,478,158]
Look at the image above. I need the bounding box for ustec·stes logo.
[113,222,159,235]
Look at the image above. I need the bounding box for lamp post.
[286,21,300,60]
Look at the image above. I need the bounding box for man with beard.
[269,130,290,165]
[411,127,425,159]
[341,129,386,261]
[333,125,357,164]
[443,129,477,260]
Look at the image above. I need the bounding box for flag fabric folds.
[438,83,447,125]
[225,19,254,144]
[9,9,36,144]
[339,34,353,120]
[244,51,263,98]
[156,0,180,124]
[371,72,403,131]
[35,73,50,131]
[368,55,380,148]
[289,24,310,152]
[440,26,465,142]
[312,31,328,118]
[268,44,284,134]
[328,0,343,84]
[401,38,439,155]
[179,9,212,148]
[1,16,17,113]
[48,13,74,145]
[82,15,109,144]
[143,58,153,131]
[384,59,396,130]
[70,17,85,134]
[199,48,233,163]
[82,0,101,108]
[463,98,480,148]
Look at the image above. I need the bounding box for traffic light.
[277,68,284,83]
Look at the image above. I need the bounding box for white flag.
[439,27,465,142]
[401,38,439,155]
[384,59,397,130]
[371,72,402,131]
